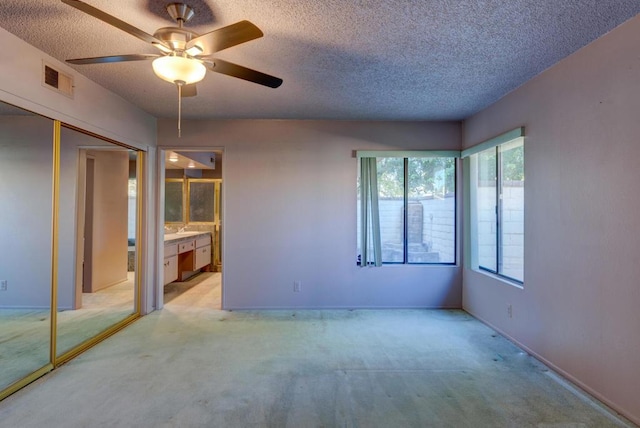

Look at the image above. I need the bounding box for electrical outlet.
[293,281,301,292]
[507,304,513,318]
[0,280,7,291]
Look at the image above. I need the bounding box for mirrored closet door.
[55,126,140,360]
[0,101,54,395]
[0,100,145,400]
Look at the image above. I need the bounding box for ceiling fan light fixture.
[185,45,204,56]
[152,55,206,85]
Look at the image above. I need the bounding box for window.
[467,129,524,283]
[358,153,457,266]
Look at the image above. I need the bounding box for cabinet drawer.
[178,240,195,254]
[164,243,177,258]
[163,255,178,285]
[195,245,211,270]
[196,234,211,248]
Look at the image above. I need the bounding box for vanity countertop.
[164,231,211,244]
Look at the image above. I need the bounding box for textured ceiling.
[0,1,639,120]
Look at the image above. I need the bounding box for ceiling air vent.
[42,62,74,98]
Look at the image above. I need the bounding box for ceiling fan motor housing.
[154,27,199,52]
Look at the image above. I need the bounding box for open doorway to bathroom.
[159,149,223,310]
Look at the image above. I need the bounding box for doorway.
[158,149,223,310]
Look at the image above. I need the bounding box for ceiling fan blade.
[61,0,170,49]
[186,20,263,56]
[66,54,160,65]
[181,84,197,97]
[208,59,282,88]
[208,59,283,88]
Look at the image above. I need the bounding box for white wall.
[159,120,462,309]
[0,28,156,150]
[462,15,640,424]
[0,116,54,308]
[89,151,129,291]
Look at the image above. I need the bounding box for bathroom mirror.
[55,126,138,359]
[188,180,215,223]
[165,179,184,223]
[0,101,54,393]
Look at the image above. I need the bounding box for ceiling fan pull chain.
[177,83,182,138]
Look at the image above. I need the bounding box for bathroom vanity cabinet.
[163,243,178,285]
[163,232,212,285]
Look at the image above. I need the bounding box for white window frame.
[463,128,525,285]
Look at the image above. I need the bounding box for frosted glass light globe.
[152,56,206,85]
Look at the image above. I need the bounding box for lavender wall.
[158,120,462,309]
[0,28,156,150]
[0,116,53,308]
[463,15,640,424]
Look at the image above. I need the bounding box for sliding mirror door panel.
[55,127,138,358]
[0,102,53,392]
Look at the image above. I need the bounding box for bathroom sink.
[164,231,204,242]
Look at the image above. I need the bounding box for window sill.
[358,263,459,268]
[474,268,524,289]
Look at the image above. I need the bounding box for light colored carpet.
[0,275,634,427]
[56,273,135,356]
[0,309,50,388]
[163,272,221,309]
[0,273,135,390]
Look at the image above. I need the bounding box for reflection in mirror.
[56,127,138,358]
[0,101,53,391]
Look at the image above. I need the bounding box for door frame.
[156,147,225,310]
[73,150,90,309]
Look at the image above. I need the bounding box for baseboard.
[464,308,639,426]
[0,305,50,310]
[222,305,464,311]
[90,276,129,293]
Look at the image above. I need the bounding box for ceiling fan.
[61,0,283,135]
